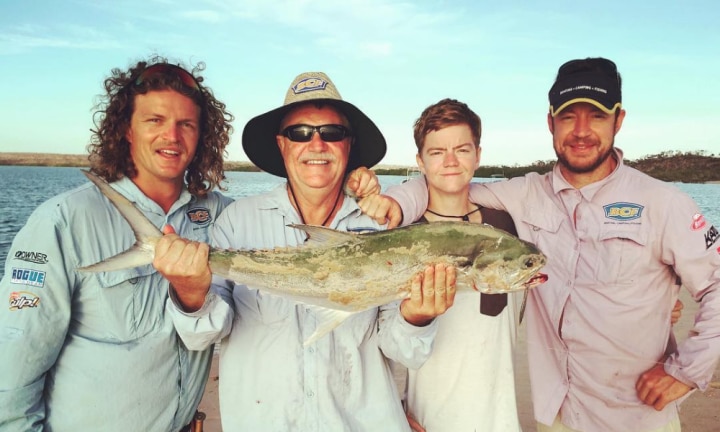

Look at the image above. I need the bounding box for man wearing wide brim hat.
[242,71,386,178]
[163,71,457,432]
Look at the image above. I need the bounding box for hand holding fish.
[670,299,683,325]
[357,194,403,228]
[153,225,212,312]
[400,263,457,327]
[635,363,693,410]
[406,411,425,432]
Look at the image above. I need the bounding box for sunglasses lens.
[283,125,349,142]
[318,125,346,141]
[286,125,315,141]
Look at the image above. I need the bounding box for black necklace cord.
[287,182,343,227]
[425,205,481,222]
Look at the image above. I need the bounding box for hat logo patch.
[293,78,328,94]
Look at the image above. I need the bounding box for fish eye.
[524,258,534,268]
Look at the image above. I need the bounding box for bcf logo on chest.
[603,202,644,221]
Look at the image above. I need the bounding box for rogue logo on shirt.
[186,207,212,226]
[603,202,644,221]
[10,267,46,288]
[14,250,49,264]
[9,291,40,310]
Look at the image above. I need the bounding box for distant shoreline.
[1,152,719,183]
[0,152,408,172]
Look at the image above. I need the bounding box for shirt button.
[308,347,315,353]
[307,391,314,398]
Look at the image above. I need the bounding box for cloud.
[0,24,123,54]
[204,0,465,60]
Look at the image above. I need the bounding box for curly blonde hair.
[87,55,233,196]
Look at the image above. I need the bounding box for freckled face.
[125,89,200,190]
[417,124,480,195]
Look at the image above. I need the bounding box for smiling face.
[548,102,625,186]
[417,124,480,196]
[125,89,200,194]
[276,104,351,194]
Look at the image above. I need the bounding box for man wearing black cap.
[372,57,720,432]
[154,71,456,431]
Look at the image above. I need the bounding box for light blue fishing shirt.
[0,176,232,432]
[169,184,439,432]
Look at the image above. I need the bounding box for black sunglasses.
[281,124,351,142]
[134,63,201,91]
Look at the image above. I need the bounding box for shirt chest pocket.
[520,205,570,261]
[90,265,164,341]
[594,225,649,285]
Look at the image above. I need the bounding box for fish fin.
[288,224,357,247]
[519,289,528,324]
[303,307,355,346]
[78,244,154,272]
[77,170,162,272]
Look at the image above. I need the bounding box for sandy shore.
[197,288,720,431]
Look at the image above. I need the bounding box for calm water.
[1,166,719,278]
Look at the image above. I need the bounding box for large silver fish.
[79,170,547,343]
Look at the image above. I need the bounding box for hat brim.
[550,97,622,117]
[242,99,387,178]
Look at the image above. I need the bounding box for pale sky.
[1,0,719,167]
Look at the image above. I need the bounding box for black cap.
[548,58,622,117]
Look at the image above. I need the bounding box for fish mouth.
[470,271,548,293]
[524,272,548,289]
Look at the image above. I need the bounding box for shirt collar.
[260,182,360,226]
[111,176,193,216]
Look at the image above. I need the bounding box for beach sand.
[197,288,720,431]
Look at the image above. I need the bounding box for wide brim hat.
[242,72,387,178]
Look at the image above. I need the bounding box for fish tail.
[77,170,161,272]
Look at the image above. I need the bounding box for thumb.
[387,206,403,229]
[161,224,177,235]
